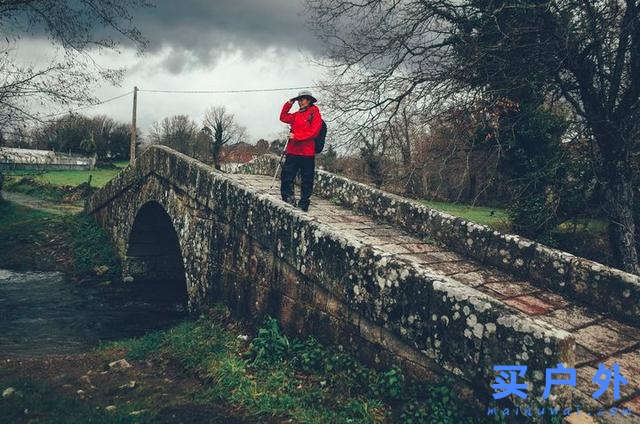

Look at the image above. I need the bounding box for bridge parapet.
[238,154,640,328]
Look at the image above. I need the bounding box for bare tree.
[148,115,199,156]
[0,0,151,132]
[202,106,248,170]
[305,0,640,274]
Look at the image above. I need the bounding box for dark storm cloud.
[133,0,323,73]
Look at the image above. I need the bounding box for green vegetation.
[0,198,54,223]
[4,176,68,203]
[103,310,491,424]
[420,200,509,229]
[0,199,120,279]
[7,166,124,188]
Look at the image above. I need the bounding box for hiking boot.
[298,199,310,212]
[283,196,296,207]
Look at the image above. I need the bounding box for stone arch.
[124,201,188,300]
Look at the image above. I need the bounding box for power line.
[41,90,134,120]
[137,83,354,94]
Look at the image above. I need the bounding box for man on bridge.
[278,90,323,212]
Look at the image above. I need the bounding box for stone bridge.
[88,145,640,417]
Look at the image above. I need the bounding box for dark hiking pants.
[280,153,315,209]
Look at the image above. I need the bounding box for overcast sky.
[39,0,330,143]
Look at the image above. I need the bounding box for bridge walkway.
[229,172,640,418]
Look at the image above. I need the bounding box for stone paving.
[230,173,640,421]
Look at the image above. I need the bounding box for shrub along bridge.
[87,145,640,417]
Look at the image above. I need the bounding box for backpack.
[308,111,328,154]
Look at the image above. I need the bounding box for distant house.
[219,142,259,164]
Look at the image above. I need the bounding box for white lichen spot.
[544,347,552,355]
[466,314,477,327]
[440,316,450,326]
[473,323,484,338]
[432,314,438,321]
[353,285,361,296]
[453,311,461,320]
[485,323,496,334]
[515,259,524,267]
[464,329,472,338]
[623,289,631,298]
[463,305,470,316]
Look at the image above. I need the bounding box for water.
[0,269,188,357]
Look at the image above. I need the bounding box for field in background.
[6,161,128,188]
[420,199,509,229]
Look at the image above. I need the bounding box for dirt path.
[1,190,84,215]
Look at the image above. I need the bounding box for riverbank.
[0,199,120,280]
[0,301,491,423]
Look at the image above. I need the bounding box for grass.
[4,176,68,202]
[6,161,128,189]
[0,199,120,279]
[7,168,122,188]
[420,199,509,229]
[0,197,54,223]
[101,310,498,424]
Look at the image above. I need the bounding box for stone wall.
[89,146,575,410]
[0,147,96,171]
[237,154,640,327]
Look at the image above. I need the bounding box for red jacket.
[279,101,322,157]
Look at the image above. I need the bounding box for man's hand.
[288,98,296,104]
[288,133,295,140]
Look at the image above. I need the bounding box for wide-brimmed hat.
[293,90,317,103]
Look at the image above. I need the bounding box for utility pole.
[130,86,138,166]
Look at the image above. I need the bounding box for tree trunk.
[212,142,222,171]
[404,166,424,198]
[605,169,640,274]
